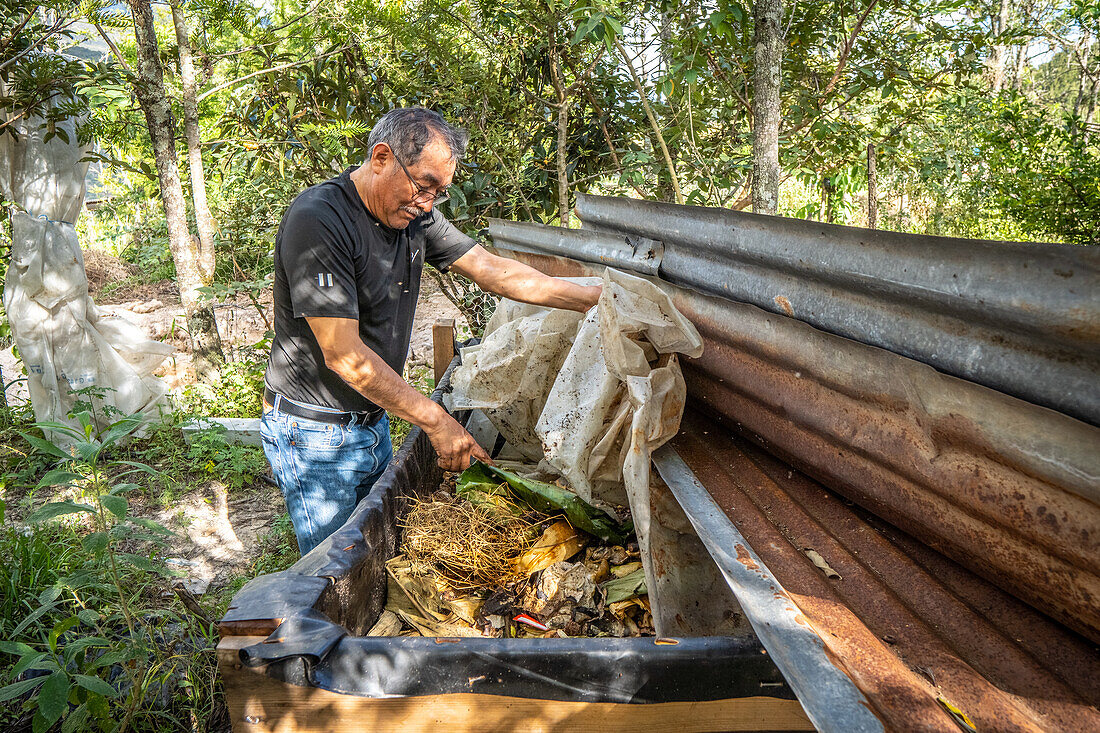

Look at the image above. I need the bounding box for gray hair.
[366,107,468,165]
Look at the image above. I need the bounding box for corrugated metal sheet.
[490,246,1100,644]
[491,197,1100,425]
[652,446,885,733]
[668,412,1100,732]
[488,206,1100,729]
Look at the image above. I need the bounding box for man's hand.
[425,412,492,472]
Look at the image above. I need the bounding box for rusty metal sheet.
[572,194,1100,426]
[487,247,1100,645]
[652,446,885,733]
[490,218,663,275]
[669,410,1100,732]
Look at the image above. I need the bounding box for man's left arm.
[449,244,600,313]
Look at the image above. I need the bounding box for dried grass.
[400,495,542,591]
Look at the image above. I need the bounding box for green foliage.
[121,240,176,283]
[388,415,414,449]
[0,402,229,733]
[209,171,295,284]
[0,2,93,141]
[875,89,1100,243]
[0,384,50,497]
[179,355,267,419]
[184,427,269,491]
[974,99,1099,243]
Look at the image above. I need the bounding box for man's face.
[369,137,456,229]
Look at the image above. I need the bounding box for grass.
[389,363,437,447]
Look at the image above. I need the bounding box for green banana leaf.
[457,462,632,544]
[600,568,648,604]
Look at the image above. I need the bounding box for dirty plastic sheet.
[452,269,713,637]
[536,269,703,510]
[0,85,171,432]
[451,285,592,460]
[240,608,347,669]
[239,608,788,704]
[310,635,789,703]
[226,363,792,704]
[451,268,704,511]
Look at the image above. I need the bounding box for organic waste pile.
[370,462,653,639]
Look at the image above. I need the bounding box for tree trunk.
[1088,75,1098,127]
[867,142,877,230]
[990,0,1011,93]
[1074,32,1092,120]
[128,0,222,379]
[1012,40,1028,92]
[555,99,570,227]
[752,0,782,215]
[614,38,683,205]
[170,1,215,282]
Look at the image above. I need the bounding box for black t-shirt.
[265,167,475,412]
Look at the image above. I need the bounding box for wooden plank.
[432,318,456,387]
[217,638,813,733]
[218,618,283,638]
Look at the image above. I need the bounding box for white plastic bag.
[452,268,702,509]
[451,279,596,459]
[451,267,717,637]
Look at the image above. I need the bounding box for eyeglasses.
[390,148,451,205]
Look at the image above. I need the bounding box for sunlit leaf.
[27,502,95,524]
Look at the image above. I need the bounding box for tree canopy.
[2,0,1096,302]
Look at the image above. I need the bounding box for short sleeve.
[422,208,476,272]
[280,199,359,320]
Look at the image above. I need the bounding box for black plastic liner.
[221,360,797,704]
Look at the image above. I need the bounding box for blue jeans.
[260,401,392,555]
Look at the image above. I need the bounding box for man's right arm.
[306,316,490,472]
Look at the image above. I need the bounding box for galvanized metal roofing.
[492,195,1100,426]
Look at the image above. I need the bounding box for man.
[261,107,600,554]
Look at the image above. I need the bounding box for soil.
[3,248,468,596]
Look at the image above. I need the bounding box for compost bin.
[217,361,812,732]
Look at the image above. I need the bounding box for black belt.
[264,387,383,427]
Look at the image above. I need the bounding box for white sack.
[453,269,702,508]
[1,90,172,433]
[535,269,703,511]
[451,267,715,637]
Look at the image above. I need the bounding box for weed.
[389,364,437,446]
[178,357,266,419]
[185,428,268,492]
[388,416,413,448]
[0,406,221,733]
